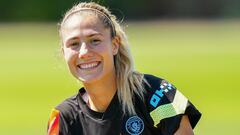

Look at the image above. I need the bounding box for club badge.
[125,116,144,135]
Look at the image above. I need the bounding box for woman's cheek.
[64,49,77,62]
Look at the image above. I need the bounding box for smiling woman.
[47,2,201,135]
[61,13,117,84]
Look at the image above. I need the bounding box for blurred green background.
[1,0,240,135]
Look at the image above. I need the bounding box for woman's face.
[61,13,119,84]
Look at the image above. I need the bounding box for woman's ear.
[112,36,120,55]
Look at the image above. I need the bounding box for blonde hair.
[59,2,146,115]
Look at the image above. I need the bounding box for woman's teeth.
[79,62,99,69]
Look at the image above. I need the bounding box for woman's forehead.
[64,13,104,29]
[61,14,110,41]
[62,14,102,31]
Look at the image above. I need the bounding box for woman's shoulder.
[142,73,201,130]
[55,94,79,113]
[143,74,176,92]
[47,93,81,134]
[143,74,164,84]
[51,92,81,122]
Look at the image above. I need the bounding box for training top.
[47,74,201,135]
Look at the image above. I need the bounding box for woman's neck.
[83,73,117,112]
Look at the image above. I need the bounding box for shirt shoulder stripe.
[150,90,188,127]
[48,109,60,135]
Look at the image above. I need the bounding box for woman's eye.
[90,39,101,45]
[70,42,79,47]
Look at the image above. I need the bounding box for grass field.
[0,20,240,135]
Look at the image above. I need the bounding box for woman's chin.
[77,74,102,84]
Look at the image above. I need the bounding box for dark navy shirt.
[47,74,201,135]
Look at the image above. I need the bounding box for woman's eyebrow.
[67,37,79,41]
[66,33,103,43]
[87,33,103,37]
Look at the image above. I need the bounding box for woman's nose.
[78,43,92,59]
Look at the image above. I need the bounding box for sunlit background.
[0,0,240,135]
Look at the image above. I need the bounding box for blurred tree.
[0,0,239,22]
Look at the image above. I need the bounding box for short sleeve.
[144,75,201,135]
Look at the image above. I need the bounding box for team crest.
[125,116,144,135]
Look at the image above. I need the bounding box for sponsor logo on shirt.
[125,116,144,135]
[150,80,175,108]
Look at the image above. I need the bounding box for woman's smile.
[77,61,101,70]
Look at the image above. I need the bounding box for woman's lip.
[77,61,101,69]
